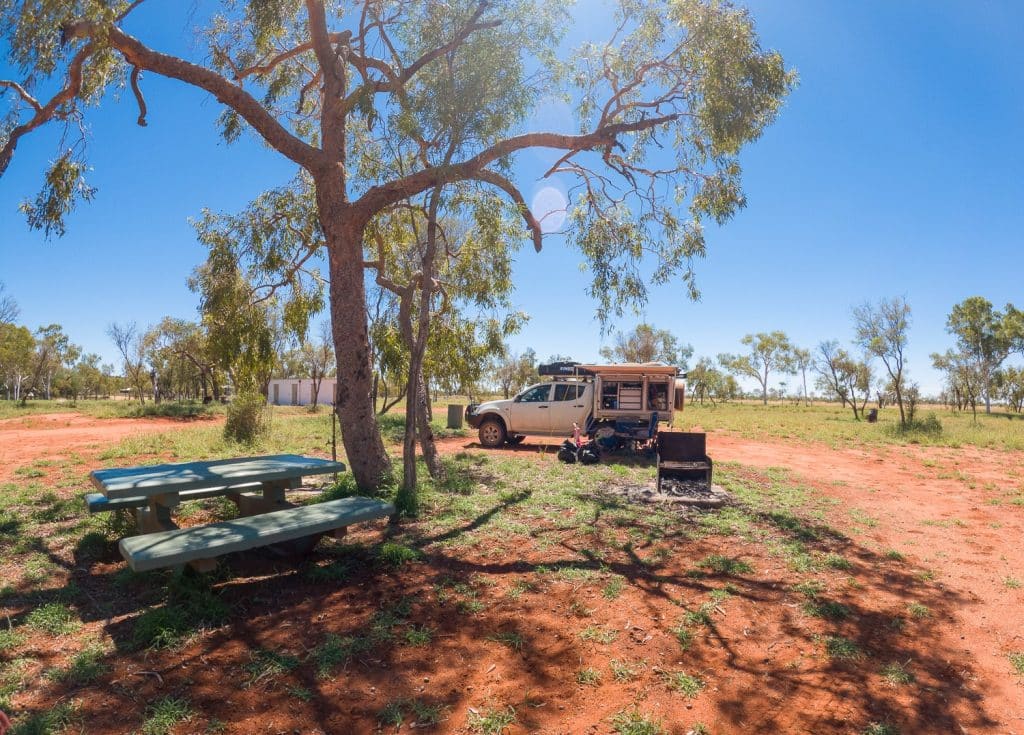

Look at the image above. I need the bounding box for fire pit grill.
[656,431,713,487]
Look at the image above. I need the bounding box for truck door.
[549,383,589,433]
[509,383,553,434]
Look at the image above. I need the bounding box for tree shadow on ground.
[4,464,1004,735]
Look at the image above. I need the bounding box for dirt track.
[0,412,220,481]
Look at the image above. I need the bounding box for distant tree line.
[487,296,1024,426]
[1,282,119,403]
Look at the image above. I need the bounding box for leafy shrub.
[892,413,942,438]
[224,392,269,443]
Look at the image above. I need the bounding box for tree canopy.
[1,0,794,489]
[599,323,693,367]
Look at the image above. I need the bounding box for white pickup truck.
[466,362,684,448]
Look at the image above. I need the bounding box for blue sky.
[1,0,1022,396]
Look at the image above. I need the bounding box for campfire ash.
[602,477,732,508]
[659,477,715,497]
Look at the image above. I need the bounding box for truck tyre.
[478,418,507,448]
[507,434,526,445]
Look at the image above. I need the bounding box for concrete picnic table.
[89,454,347,534]
[87,453,388,573]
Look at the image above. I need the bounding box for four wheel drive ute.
[466,362,685,448]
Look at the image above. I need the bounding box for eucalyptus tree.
[687,356,736,405]
[297,321,335,408]
[188,245,296,396]
[931,349,983,420]
[495,348,538,400]
[719,331,796,405]
[144,317,225,401]
[108,321,148,404]
[1,0,793,488]
[368,183,525,507]
[599,323,693,367]
[944,297,1021,414]
[33,323,80,400]
[0,322,34,401]
[853,296,911,426]
[0,282,18,325]
[814,340,872,420]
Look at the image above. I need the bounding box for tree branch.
[62,21,321,169]
[357,113,678,214]
[0,80,42,113]
[471,170,544,253]
[0,44,93,177]
[129,66,148,126]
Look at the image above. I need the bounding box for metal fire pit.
[656,431,713,487]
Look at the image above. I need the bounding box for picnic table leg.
[134,492,180,534]
[227,477,300,516]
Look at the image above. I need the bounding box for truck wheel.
[507,434,526,445]
[478,418,507,448]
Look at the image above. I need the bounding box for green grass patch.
[377,541,423,567]
[25,603,80,636]
[611,709,665,735]
[663,670,705,698]
[575,667,601,686]
[673,624,695,651]
[609,659,642,682]
[379,698,446,727]
[683,602,717,628]
[0,629,24,652]
[467,705,516,734]
[602,576,625,599]
[9,700,79,735]
[132,577,230,650]
[696,554,753,575]
[863,723,900,735]
[824,635,863,661]
[244,648,300,687]
[880,661,915,686]
[823,553,853,570]
[907,603,931,619]
[310,634,365,679]
[579,625,618,644]
[487,631,524,652]
[403,625,433,646]
[45,643,109,686]
[1009,651,1024,676]
[802,600,851,620]
[140,696,192,735]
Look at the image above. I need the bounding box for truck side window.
[519,385,551,403]
[554,384,578,401]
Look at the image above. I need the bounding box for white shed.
[268,377,336,406]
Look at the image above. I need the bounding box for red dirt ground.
[0,412,221,481]
[434,431,1024,733]
[3,416,1023,733]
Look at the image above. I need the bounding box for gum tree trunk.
[320,190,392,490]
[416,370,444,481]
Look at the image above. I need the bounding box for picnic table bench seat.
[85,482,265,514]
[119,496,395,572]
